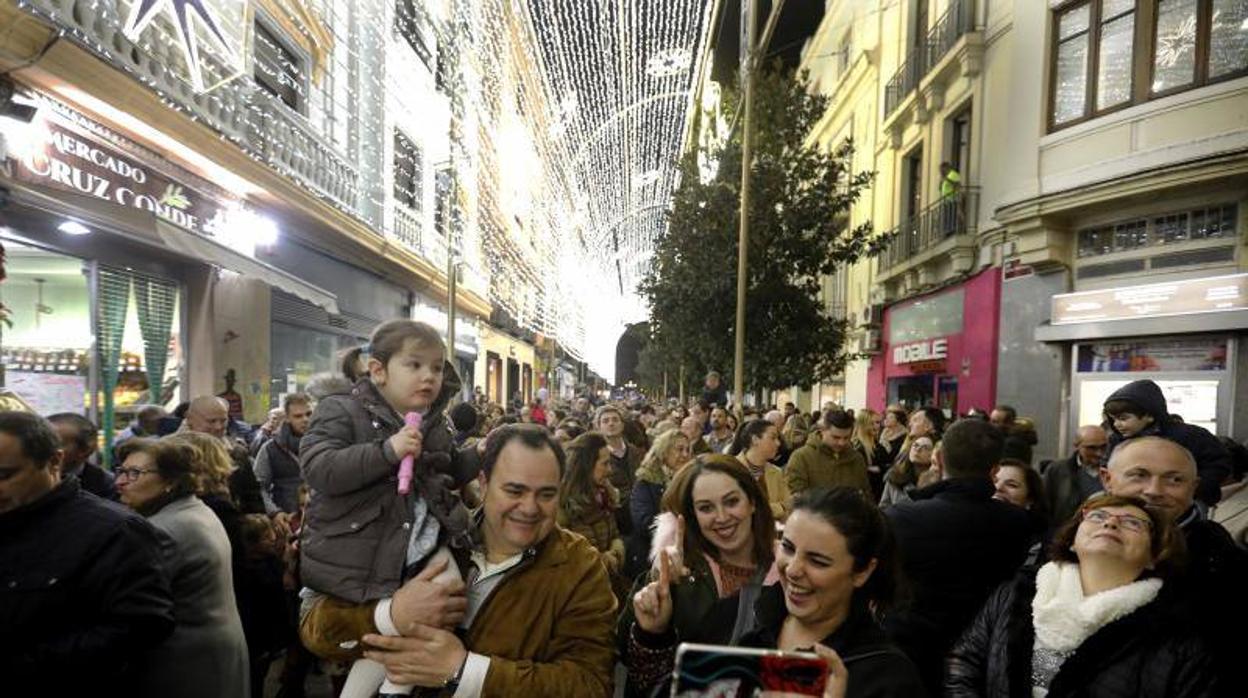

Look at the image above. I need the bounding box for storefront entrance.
[888,375,959,413]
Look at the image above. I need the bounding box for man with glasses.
[0,411,173,693]
[1042,424,1108,527]
[1101,436,1248,681]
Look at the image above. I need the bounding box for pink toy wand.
[398,412,422,495]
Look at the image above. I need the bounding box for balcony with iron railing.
[878,187,979,274]
[883,0,978,122]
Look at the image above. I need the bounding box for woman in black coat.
[946,493,1219,698]
[736,487,925,697]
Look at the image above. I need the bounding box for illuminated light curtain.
[133,275,179,405]
[97,267,131,467]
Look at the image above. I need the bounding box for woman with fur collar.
[617,455,778,697]
[947,494,1220,697]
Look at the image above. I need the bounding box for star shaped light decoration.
[122,0,247,93]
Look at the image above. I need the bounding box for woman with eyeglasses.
[116,438,250,698]
[947,493,1219,697]
[879,435,935,508]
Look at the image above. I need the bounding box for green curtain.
[133,276,178,405]
[97,268,131,468]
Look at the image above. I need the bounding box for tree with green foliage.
[640,66,885,394]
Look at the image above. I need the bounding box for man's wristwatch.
[443,652,468,691]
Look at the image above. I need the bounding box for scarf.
[1031,561,1162,654]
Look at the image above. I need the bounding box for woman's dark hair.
[560,432,609,505]
[1049,493,1185,578]
[729,418,776,457]
[341,320,445,381]
[885,408,909,427]
[790,487,901,611]
[661,455,776,568]
[996,459,1050,524]
[240,514,277,557]
[115,438,197,512]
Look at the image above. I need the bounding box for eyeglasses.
[1083,509,1152,534]
[115,467,157,481]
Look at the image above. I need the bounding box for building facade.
[798,0,1247,461]
[0,0,499,443]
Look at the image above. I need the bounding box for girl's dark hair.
[791,487,902,611]
[342,320,445,380]
[661,455,776,568]
[560,432,610,504]
[729,418,776,457]
[1049,493,1185,579]
[886,408,909,427]
[115,438,197,513]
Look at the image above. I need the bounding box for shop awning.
[153,220,339,314]
[1035,309,1248,342]
[2,183,339,314]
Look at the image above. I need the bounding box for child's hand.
[389,425,424,462]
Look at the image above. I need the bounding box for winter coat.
[299,524,618,697]
[254,422,304,514]
[226,439,267,515]
[1042,453,1105,528]
[140,495,250,698]
[0,478,174,694]
[1167,510,1248,685]
[946,569,1219,697]
[1101,380,1230,506]
[617,512,779,697]
[854,440,890,499]
[67,460,119,501]
[785,440,871,499]
[626,464,667,578]
[740,586,927,698]
[299,365,481,604]
[559,484,626,598]
[608,441,645,535]
[882,477,1034,695]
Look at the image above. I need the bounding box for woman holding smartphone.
[619,455,779,697]
[734,487,925,697]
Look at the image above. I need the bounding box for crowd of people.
[3,323,1246,697]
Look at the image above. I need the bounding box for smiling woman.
[947,494,1219,698]
[617,455,778,697]
[735,487,925,698]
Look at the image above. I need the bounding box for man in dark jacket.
[1042,424,1107,527]
[1101,436,1248,682]
[884,418,1033,694]
[255,392,312,516]
[47,412,118,501]
[701,371,729,409]
[0,411,174,693]
[1101,379,1230,505]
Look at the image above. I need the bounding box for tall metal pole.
[733,0,758,416]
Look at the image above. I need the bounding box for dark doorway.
[506,358,520,407]
[487,352,502,403]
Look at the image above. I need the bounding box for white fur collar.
[1031,561,1162,654]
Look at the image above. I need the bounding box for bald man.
[1042,424,1108,526]
[1101,437,1247,677]
[184,395,266,514]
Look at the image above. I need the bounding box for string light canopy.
[24,0,715,377]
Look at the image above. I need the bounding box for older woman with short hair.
[947,494,1218,697]
[116,438,249,698]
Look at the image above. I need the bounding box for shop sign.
[1076,338,1228,373]
[1052,274,1248,324]
[893,338,949,365]
[6,115,240,241]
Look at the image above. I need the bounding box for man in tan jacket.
[785,410,871,501]
[301,424,618,696]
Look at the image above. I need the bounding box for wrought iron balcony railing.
[878,187,979,272]
[883,0,976,120]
